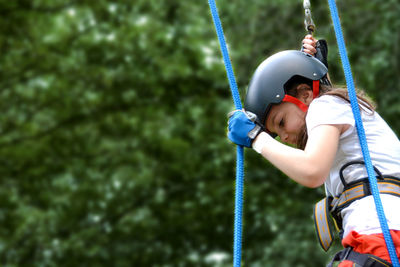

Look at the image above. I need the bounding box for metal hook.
[303,0,315,34]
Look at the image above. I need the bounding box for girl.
[228,36,400,266]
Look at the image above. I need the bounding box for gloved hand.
[315,39,328,69]
[227,110,263,147]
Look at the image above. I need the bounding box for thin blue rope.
[208,1,244,266]
[327,0,399,265]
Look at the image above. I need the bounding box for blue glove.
[228,110,263,147]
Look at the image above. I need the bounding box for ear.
[296,84,313,106]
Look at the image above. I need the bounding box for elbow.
[302,168,327,188]
[306,179,324,188]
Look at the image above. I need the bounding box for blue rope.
[208,1,244,266]
[327,0,399,265]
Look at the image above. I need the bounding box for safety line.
[208,1,244,266]
[327,0,400,265]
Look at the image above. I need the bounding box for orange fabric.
[338,230,400,267]
[338,259,354,267]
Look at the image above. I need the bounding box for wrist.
[248,124,263,140]
[252,131,270,154]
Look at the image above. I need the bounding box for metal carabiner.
[303,0,315,34]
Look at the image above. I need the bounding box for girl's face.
[265,102,306,145]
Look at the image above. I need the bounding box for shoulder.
[309,94,349,108]
[306,95,354,133]
[308,94,352,116]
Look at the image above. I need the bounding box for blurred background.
[0,0,399,266]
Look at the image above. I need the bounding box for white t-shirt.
[306,95,400,237]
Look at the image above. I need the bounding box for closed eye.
[279,119,284,128]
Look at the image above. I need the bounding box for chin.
[286,140,296,146]
[288,138,298,146]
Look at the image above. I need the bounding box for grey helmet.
[244,50,328,126]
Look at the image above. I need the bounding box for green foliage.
[0,0,398,266]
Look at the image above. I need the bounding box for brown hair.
[284,77,375,149]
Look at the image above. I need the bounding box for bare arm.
[255,124,342,188]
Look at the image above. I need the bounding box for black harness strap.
[327,247,393,267]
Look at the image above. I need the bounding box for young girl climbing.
[227,35,400,266]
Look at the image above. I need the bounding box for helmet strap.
[313,80,320,98]
[282,95,309,113]
[282,80,319,113]
[282,80,320,113]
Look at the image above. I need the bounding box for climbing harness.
[314,161,400,252]
[327,0,400,265]
[314,197,335,251]
[208,1,244,266]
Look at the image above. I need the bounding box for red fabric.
[312,80,319,98]
[282,80,319,113]
[338,230,400,267]
[282,94,308,113]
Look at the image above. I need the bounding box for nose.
[279,131,289,142]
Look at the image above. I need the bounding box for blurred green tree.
[0,0,398,266]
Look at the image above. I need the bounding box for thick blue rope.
[208,1,244,266]
[327,0,399,265]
